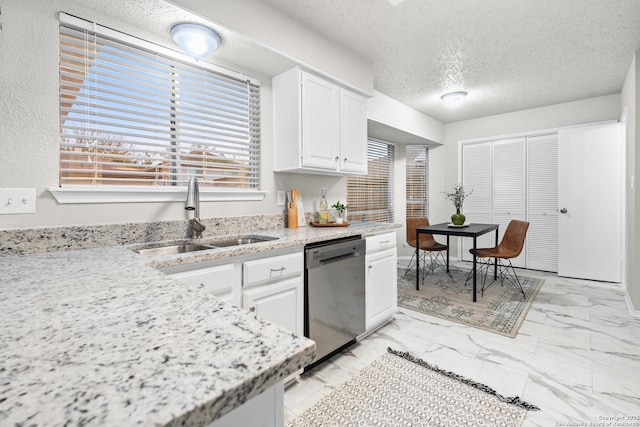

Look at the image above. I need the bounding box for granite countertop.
[0,221,400,426]
[138,221,401,270]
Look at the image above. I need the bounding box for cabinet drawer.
[243,252,303,288]
[366,232,397,253]
[170,263,235,299]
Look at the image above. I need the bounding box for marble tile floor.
[284,260,640,426]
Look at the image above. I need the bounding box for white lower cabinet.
[365,248,397,331]
[243,277,303,336]
[168,262,240,306]
[363,232,397,334]
[209,381,284,427]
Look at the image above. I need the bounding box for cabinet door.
[365,248,397,331]
[170,263,237,305]
[243,277,303,336]
[339,89,367,174]
[301,72,340,170]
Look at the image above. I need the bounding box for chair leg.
[476,258,526,299]
[403,249,417,278]
[405,249,429,281]
[423,251,453,281]
[500,259,526,299]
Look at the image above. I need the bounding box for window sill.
[48,186,266,204]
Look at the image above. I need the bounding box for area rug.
[398,265,543,337]
[287,348,538,427]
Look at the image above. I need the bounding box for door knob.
[560,208,568,214]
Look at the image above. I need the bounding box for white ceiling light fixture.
[171,23,221,60]
[440,91,468,103]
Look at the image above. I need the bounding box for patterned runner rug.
[398,265,543,337]
[287,348,538,427]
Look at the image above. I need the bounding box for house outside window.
[406,145,429,218]
[346,139,395,223]
[58,13,261,197]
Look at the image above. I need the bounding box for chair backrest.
[499,220,530,258]
[406,217,436,248]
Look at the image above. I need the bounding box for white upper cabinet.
[273,68,367,175]
[339,89,368,173]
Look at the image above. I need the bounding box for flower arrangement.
[443,184,473,212]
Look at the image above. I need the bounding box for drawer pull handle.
[270,267,286,272]
[380,240,389,244]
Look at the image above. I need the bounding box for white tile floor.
[284,260,640,426]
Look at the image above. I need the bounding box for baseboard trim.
[625,292,640,318]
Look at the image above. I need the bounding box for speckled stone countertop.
[0,221,400,426]
[138,221,401,270]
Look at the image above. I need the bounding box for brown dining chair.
[468,219,529,298]
[405,217,452,281]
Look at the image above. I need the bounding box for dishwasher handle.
[319,251,360,266]
[306,239,365,269]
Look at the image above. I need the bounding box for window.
[57,13,261,198]
[406,145,428,218]
[346,139,395,223]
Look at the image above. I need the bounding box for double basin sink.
[135,235,278,256]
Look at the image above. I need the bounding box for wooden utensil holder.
[288,206,298,228]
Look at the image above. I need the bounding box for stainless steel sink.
[210,235,278,247]
[136,243,216,256]
[135,235,278,255]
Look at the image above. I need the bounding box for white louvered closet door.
[493,138,527,268]
[461,142,492,262]
[527,134,558,272]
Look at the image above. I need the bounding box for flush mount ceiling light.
[171,23,221,60]
[440,91,468,103]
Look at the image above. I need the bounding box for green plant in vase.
[331,201,348,224]
[444,184,473,225]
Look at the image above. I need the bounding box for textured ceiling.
[263,0,640,123]
[69,0,640,124]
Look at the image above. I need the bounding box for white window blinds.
[346,139,395,223]
[406,145,429,218]
[58,13,261,190]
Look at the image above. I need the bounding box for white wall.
[367,91,444,144]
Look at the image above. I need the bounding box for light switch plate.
[277,190,286,206]
[0,188,36,214]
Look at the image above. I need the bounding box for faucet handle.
[191,217,206,239]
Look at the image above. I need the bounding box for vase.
[451,209,465,225]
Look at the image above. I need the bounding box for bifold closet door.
[461,142,492,262]
[492,138,526,268]
[527,134,558,272]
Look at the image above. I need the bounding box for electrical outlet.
[0,188,37,214]
[277,190,286,206]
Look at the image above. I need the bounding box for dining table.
[416,222,499,302]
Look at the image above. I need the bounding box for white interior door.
[558,123,622,282]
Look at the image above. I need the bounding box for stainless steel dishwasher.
[304,236,366,370]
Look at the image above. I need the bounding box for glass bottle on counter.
[319,188,329,224]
